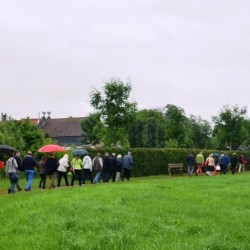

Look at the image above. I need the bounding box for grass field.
[1,173,250,250]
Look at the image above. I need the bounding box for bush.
[85,147,248,177]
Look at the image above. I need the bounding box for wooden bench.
[168,163,184,176]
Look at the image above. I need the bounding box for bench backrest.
[168,163,183,168]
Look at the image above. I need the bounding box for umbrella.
[38,144,65,153]
[213,153,221,157]
[71,148,88,156]
[0,144,15,154]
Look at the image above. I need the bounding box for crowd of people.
[3,149,248,194]
[4,151,133,194]
[186,151,248,176]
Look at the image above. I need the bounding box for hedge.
[86,147,250,177]
[1,148,249,178]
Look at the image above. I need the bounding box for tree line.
[81,78,250,150]
[1,78,250,152]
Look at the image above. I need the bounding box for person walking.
[238,153,247,173]
[82,153,93,184]
[14,151,22,191]
[115,154,123,181]
[230,153,238,175]
[102,153,110,182]
[0,158,4,179]
[220,153,230,175]
[38,156,47,189]
[6,154,19,194]
[71,155,82,186]
[22,151,37,191]
[46,153,58,189]
[195,151,204,175]
[122,151,133,181]
[109,153,117,182]
[93,153,103,184]
[205,154,215,176]
[57,154,70,187]
[186,152,195,177]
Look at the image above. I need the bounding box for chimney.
[47,111,51,119]
[42,111,46,120]
[1,113,7,122]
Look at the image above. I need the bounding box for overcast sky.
[1,0,250,122]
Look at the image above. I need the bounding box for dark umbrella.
[72,148,88,156]
[0,144,15,154]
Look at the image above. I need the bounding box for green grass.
[1,174,250,250]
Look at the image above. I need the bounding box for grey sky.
[1,0,250,122]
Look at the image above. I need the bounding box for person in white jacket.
[57,154,69,187]
[82,154,93,184]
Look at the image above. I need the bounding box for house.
[38,116,84,147]
[20,113,84,147]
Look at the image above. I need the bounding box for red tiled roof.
[20,118,39,126]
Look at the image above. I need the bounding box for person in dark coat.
[220,153,230,175]
[102,153,110,182]
[230,153,238,175]
[109,153,117,182]
[46,153,58,189]
[122,152,133,181]
[23,151,37,191]
[186,152,195,177]
[38,156,47,188]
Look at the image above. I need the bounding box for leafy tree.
[128,109,166,148]
[212,105,247,150]
[163,104,192,148]
[90,78,137,147]
[80,113,104,145]
[0,119,52,154]
[189,115,212,149]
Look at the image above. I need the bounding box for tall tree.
[128,109,166,148]
[90,78,137,147]
[212,105,247,150]
[163,104,192,148]
[189,115,212,149]
[80,113,104,145]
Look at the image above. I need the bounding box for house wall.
[52,136,82,147]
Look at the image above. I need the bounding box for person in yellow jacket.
[71,155,82,186]
[195,151,204,176]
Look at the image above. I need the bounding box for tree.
[0,118,52,154]
[90,78,137,147]
[189,115,212,149]
[163,104,192,148]
[80,113,104,145]
[128,109,166,148]
[212,105,248,150]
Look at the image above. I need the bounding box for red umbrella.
[38,144,65,153]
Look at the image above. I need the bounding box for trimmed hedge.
[2,148,249,178]
[86,147,250,177]
[87,148,250,177]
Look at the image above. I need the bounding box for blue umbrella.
[213,153,220,157]
[71,148,88,156]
